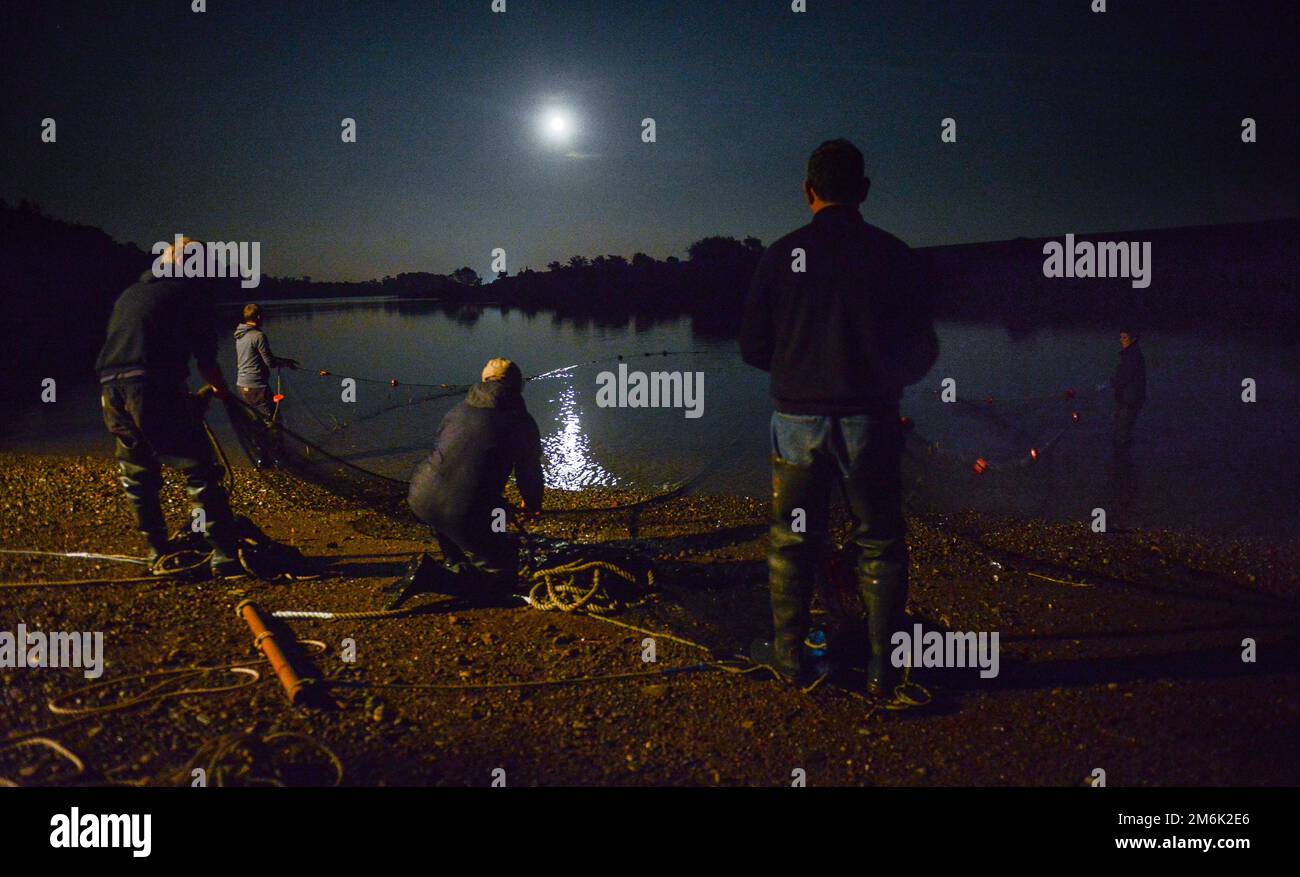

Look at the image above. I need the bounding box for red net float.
[984,396,993,405]
[972,457,989,474]
[1064,389,1075,400]
[318,370,330,377]
[272,393,285,404]
[1071,411,1081,423]
[1029,447,1038,460]
[899,415,914,431]
[390,378,399,387]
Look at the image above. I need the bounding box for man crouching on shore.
[399,358,544,607]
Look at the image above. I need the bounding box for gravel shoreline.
[2,452,1297,786]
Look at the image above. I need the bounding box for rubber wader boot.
[859,561,908,698]
[441,563,517,608]
[177,464,243,577]
[206,522,244,578]
[120,461,168,560]
[749,457,826,684]
[384,552,441,610]
[839,451,909,699]
[143,530,172,571]
[206,526,244,579]
[209,553,244,579]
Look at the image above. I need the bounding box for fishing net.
[217,351,748,530]
[217,345,1113,539]
[898,383,1114,522]
[221,393,415,521]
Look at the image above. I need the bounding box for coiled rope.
[272,557,655,621]
[523,559,654,614]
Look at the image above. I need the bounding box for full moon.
[540,108,574,144]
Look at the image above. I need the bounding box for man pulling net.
[390,358,545,608]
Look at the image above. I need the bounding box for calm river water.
[6,298,1297,539]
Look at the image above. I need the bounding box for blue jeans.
[771,412,895,476]
[764,410,909,672]
[769,410,907,553]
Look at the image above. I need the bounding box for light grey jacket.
[234,323,287,388]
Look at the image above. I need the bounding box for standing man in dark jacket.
[234,303,297,419]
[405,358,545,603]
[95,238,243,576]
[740,139,939,696]
[1109,329,1146,488]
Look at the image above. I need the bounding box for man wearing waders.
[95,237,244,577]
[1107,329,1146,507]
[233,302,298,469]
[234,302,298,420]
[740,140,939,696]
[401,358,545,607]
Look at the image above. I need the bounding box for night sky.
[2,0,1296,280]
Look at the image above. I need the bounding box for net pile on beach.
[221,394,419,523]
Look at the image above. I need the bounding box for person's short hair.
[807,139,866,204]
[482,357,522,389]
[243,303,262,323]
[160,235,196,266]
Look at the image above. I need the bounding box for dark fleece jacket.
[1112,341,1147,409]
[739,205,939,415]
[95,270,219,382]
[407,380,544,535]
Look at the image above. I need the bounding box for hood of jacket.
[466,380,523,410]
[234,322,260,340]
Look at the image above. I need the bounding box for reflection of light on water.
[541,383,617,490]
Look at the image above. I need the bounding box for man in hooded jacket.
[233,302,298,419]
[405,358,544,602]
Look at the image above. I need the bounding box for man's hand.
[198,364,231,397]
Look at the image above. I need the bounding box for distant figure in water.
[739,139,939,696]
[233,303,298,420]
[94,237,243,577]
[1107,329,1146,495]
[402,358,544,606]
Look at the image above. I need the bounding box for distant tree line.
[2,199,1296,400]
[254,234,766,337]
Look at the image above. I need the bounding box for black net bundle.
[220,393,418,523]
